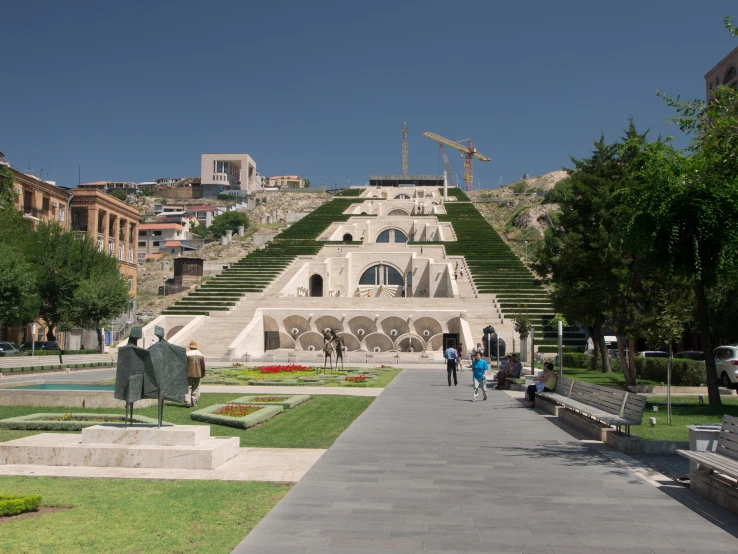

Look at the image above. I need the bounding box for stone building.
[705,45,738,102]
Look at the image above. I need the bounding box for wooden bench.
[0,356,62,372]
[537,376,647,434]
[60,354,117,367]
[678,415,738,480]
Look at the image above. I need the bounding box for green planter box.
[190,404,282,429]
[231,394,310,409]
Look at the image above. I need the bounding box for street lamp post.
[31,322,38,356]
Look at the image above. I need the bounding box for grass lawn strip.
[190,403,283,429]
[0,476,289,553]
[231,394,310,409]
[0,493,42,517]
[631,395,738,442]
[204,366,400,388]
[0,393,374,449]
[0,413,161,432]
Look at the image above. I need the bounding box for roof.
[79,181,108,186]
[163,241,182,247]
[145,253,166,260]
[187,205,217,211]
[139,223,185,231]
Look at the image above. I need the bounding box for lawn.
[632,395,738,442]
[0,476,289,554]
[205,365,401,388]
[0,393,374,448]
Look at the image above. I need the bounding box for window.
[726,67,737,83]
[42,197,50,212]
[153,241,161,247]
[59,206,65,222]
[138,230,147,237]
[138,241,146,247]
[128,277,133,291]
[152,230,162,236]
[358,264,404,286]
[377,229,408,243]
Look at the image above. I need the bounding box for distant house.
[186,205,222,228]
[266,175,305,189]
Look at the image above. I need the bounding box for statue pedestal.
[0,425,239,470]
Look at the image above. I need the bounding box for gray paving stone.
[232,369,738,553]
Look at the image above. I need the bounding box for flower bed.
[0,494,42,517]
[258,364,311,374]
[190,403,283,429]
[345,375,367,383]
[231,394,310,409]
[0,413,162,432]
[213,404,262,417]
[247,379,299,386]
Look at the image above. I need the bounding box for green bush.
[0,494,42,517]
[0,413,161,431]
[510,181,528,194]
[210,211,250,239]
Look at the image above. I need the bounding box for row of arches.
[340,228,408,243]
[308,262,408,297]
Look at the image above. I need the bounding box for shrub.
[510,181,528,194]
[0,413,161,431]
[0,494,42,517]
[210,211,250,238]
[561,354,706,386]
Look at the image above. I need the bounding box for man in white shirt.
[444,345,458,386]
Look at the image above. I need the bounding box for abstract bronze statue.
[114,325,188,427]
[330,329,345,371]
[322,329,335,373]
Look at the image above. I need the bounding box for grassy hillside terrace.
[437,187,471,202]
[438,202,586,350]
[335,188,364,197]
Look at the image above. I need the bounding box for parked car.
[0,342,20,357]
[714,345,738,388]
[674,350,706,361]
[18,341,60,352]
[635,351,669,359]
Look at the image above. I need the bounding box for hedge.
[0,413,162,431]
[231,394,310,409]
[190,404,282,429]
[0,494,42,517]
[560,353,707,387]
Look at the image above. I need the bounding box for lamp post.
[525,240,529,263]
[31,322,38,356]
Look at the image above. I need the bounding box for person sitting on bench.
[495,355,520,389]
[526,361,556,408]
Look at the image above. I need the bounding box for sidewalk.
[233,368,738,553]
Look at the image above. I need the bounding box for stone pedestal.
[0,425,239,470]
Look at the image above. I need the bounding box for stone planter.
[687,424,721,472]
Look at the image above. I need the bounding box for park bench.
[60,353,117,368]
[0,356,62,372]
[537,376,647,434]
[677,415,738,480]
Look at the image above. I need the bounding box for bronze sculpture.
[330,329,345,371]
[322,329,335,373]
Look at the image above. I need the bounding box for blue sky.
[1,0,736,189]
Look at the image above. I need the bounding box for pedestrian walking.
[444,344,458,386]
[460,268,464,279]
[184,340,206,408]
[456,343,463,371]
[471,351,489,401]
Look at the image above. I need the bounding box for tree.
[109,189,127,202]
[70,275,131,352]
[0,165,14,207]
[191,222,209,239]
[0,243,39,328]
[618,81,738,406]
[33,222,126,341]
[209,211,249,239]
[304,178,310,188]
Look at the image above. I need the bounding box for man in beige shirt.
[185,340,206,408]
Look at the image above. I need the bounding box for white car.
[714,345,738,388]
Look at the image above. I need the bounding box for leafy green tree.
[304,178,310,188]
[0,243,39,328]
[0,165,14,207]
[109,189,127,202]
[510,181,528,194]
[191,222,209,239]
[70,275,131,352]
[619,83,738,405]
[209,211,249,239]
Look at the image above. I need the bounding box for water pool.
[11,384,116,392]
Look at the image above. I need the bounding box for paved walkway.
[233,368,738,553]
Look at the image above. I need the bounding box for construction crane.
[438,145,456,188]
[422,131,491,191]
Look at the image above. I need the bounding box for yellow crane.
[422,131,491,191]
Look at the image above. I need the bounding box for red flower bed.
[345,375,367,383]
[214,404,261,417]
[258,364,311,374]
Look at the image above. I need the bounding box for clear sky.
[1,0,736,189]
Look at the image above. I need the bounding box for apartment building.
[705,45,738,102]
[200,153,257,193]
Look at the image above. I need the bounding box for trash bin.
[687,424,721,472]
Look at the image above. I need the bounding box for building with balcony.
[10,167,70,228]
[200,153,257,194]
[138,222,202,259]
[266,175,305,189]
[705,45,738,102]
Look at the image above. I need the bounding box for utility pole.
[78,162,81,186]
[401,122,408,176]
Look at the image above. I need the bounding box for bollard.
[237,225,245,237]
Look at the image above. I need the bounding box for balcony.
[22,207,44,220]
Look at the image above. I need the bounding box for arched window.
[376,228,408,243]
[388,208,409,216]
[395,193,410,199]
[358,264,404,286]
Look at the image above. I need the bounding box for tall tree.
[0,243,39,328]
[70,275,131,352]
[618,83,738,406]
[209,211,249,238]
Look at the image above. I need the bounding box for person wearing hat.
[185,340,206,408]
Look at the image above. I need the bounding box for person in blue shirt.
[444,345,458,386]
[471,351,489,401]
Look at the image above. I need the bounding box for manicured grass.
[0,394,374,449]
[632,395,738,442]
[562,367,660,390]
[0,476,289,554]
